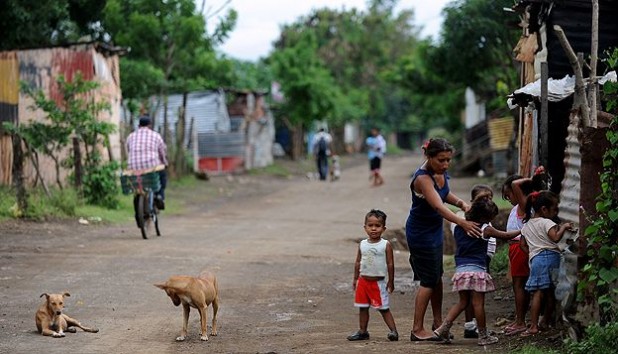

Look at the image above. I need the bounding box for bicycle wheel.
[137,194,149,239]
[154,207,161,236]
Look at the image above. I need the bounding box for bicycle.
[120,166,164,239]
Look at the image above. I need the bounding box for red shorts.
[354,277,389,310]
[509,242,530,277]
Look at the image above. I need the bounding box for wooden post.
[540,62,549,167]
[553,25,590,126]
[589,0,599,128]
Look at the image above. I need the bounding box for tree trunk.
[282,117,303,160]
[73,137,82,189]
[11,134,28,217]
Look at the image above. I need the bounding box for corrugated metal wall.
[0,44,122,186]
[152,90,231,147]
[147,89,245,174]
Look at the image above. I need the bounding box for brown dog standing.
[155,270,219,341]
[35,292,99,337]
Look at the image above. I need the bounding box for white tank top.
[360,238,388,277]
[506,205,525,240]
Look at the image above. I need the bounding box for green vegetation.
[490,244,509,275]
[565,322,618,354]
[509,345,559,354]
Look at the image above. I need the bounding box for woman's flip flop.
[520,329,538,337]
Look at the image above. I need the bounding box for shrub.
[490,244,509,275]
[565,322,618,354]
[82,161,120,209]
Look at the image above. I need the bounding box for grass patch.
[248,162,292,178]
[510,345,559,354]
[490,244,509,275]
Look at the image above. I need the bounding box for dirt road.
[1,154,515,353]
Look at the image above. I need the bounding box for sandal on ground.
[504,325,527,336]
[347,330,370,341]
[432,325,454,339]
[519,329,538,337]
[410,332,443,342]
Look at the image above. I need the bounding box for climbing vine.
[579,48,618,321]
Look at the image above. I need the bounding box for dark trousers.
[157,170,167,200]
[316,155,329,180]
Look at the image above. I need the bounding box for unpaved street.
[1,154,511,353]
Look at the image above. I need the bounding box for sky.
[203,0,452,62]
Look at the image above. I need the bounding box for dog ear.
[63,292,71,297]
[40,293,49,299]
[154,283,167,290]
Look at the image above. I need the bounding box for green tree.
[13,74,119,208]
[271,0,421,139]
[102,0,237,100]
[270,32,345,158]
[432,0,520,110]
[0,0,106,50]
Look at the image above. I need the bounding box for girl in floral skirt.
[434,192,520,345]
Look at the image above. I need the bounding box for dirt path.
[1,154,516,353]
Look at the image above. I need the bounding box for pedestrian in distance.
[312,128,332,181]
[366,128,386,187]
[434,193,521,346]
[519,190,574,337]
[347,209,399,342]
[405,138,482,341]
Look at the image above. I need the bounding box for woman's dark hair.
[365,209,387,225]
[422,138,454,158]
[465,194,499,224]
[524,190,559,222]
[501,170,552,200]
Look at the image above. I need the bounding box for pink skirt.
[451,271,495,292]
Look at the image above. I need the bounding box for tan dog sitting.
[155,270,219,341]
[35,292,99,337]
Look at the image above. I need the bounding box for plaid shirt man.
[126,126,168,170]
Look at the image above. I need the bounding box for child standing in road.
[449,184,498,338]
[519,191,573,337]
[347,209,398,342]
[434,195,521,345]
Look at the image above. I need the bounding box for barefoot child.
[434,195,520,345]
[519,191,573,337]
[347,209,398,341]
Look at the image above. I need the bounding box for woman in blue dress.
[406,138,482,341]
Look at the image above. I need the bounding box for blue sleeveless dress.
[405,168,450,287]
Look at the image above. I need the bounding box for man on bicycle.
[126,115,168,209]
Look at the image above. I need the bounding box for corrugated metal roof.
[488,117,513,150]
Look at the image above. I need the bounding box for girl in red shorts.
[501,168,550,335]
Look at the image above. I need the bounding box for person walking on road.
[405,138,482,341]
[312,128,332,181]
[347,209,399,342]
[366,128,386,187]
